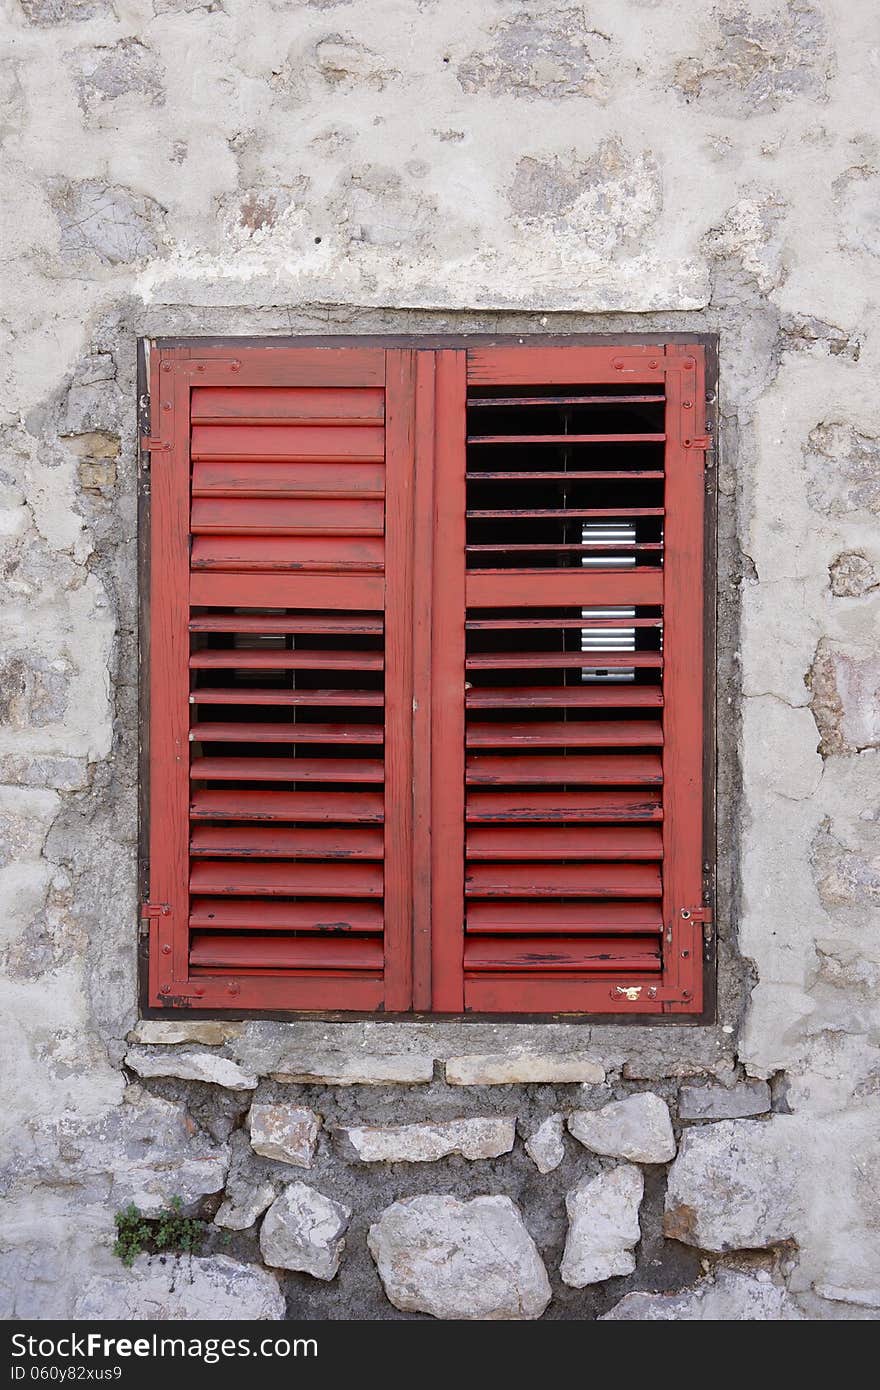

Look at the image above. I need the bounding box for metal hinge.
[682,435,712,450]
[141,437,170,453]
[680,905,713,924]
[682,903,714,945]
[610,984,695,1003]
[141,901,171,919]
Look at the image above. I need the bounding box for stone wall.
[0,0,878,1320]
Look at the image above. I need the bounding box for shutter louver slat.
[190,757,385,782]
[191,497,385,534]
[189,689,384,707]
[466,790,663,822]
[191,422,385,459]
[467,686,662,709]
[190,386,385,423]
[189,898,384,932]
[466,825,663,859]
[189,935,384,971]
[190,649,383,669]
[467,433,666,445]
[465,862,662,897]
[466,754,663,785]
[191,534,386,571]
[189,861,383,896]
[190,721,384,743]
[465,900,663,933]
[189,789,384,821]
[192,459,386,500]
[463,937,661,972]
[190,826,385,857]
[467,720,663,746]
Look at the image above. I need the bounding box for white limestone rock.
[445,1052,605,1085]
[813,1283,880,1309]
[524,1114,566,1173]
[559,1165,644,1286]
[602,1269,805,1320]
[259,1183,351,1281]
[248,1103,320,1168]
[271,1055,434,1085]
[83,1089,229,1214]
[664,1118,798,1251]
[73,1255,284,1320]
[125,1047,258,1090]
[213,1129,280,1230]
[568,1092,675,1163]
[214,1175,278,1231]
[368,1194,551,1320]
[52,179,166,266]
[214,1181,277,1232]
[678,1080,771,1120]
[339,1116,515,1163]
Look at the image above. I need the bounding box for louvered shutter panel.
[146,340,709,1016]
[428,345,708,1015]
[147,347,414,1010]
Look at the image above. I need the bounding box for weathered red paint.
[428,351,468,1013]
[466,825,663,860]
[463,937,662,972]
[382,350,417,1012]
[147,342,709,1015]
[458,344,704,1015]
[466,901,662,934]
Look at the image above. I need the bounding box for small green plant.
[113,1204,152,1267]
[113,1196,206,1267]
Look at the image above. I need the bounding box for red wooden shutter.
[428,344,708,1015]
[146,346,414,1010]
[145,340,709,1016]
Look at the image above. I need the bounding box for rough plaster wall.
[0,0,877,1320]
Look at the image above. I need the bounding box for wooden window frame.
[137,334,717,1024]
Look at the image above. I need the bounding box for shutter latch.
[680,905,713,924]
[141,437,171,453]
[682,435,711,450]
[141,902,171,919]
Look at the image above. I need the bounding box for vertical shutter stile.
[147,349,191,1005]
[660,344,708,1012]
[382,351,416,1011]
[428,351,468,1012]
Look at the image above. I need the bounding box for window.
[141,340,713,1017]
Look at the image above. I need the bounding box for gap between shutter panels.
[460,377,668,1006]
[187,381,390,984]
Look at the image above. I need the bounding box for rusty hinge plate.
[611,984,695,1003]
[141,901,171,919]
